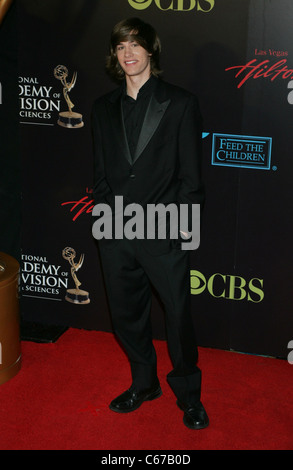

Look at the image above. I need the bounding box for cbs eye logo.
[127,0,215,12]
[190,270,264,303]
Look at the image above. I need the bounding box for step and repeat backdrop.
[0,2,20,262]
[15,0,293,358]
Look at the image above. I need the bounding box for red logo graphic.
[225,58,293,88]
[61,191,94,221]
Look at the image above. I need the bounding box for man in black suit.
[91,17,208,430]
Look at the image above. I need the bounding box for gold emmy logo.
[54,65,84,128]
[62,247,90,304]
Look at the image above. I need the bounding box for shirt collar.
[123,74,158,100]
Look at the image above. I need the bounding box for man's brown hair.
[106,17,162,81]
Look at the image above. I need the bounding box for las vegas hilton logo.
[62,247,90,304]
[54,65,84,128]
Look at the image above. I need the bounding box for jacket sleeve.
[177,95,205,232]
[91,101,116,209]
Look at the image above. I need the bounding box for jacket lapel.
[107,79,171,166]
[133,95,170,164]
[107,88,132,166]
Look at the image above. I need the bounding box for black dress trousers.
[99,237,202,406]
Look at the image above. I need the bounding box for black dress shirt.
[122,75,158,160]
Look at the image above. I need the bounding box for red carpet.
[0,328,292,450]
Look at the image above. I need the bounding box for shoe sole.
[109,388,162,414]
[176,400,209,430]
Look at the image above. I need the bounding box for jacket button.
[130,174,135,178]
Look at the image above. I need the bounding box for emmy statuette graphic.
[62,247,90,304]
[54,65,84,128]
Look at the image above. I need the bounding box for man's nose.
[124,46,133,57]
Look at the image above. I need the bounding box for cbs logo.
[190,270,264,303]
[128,0,215,12]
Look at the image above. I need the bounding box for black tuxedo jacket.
[91,77,204,255]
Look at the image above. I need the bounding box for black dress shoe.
[109,385,162,413]
[177,400,209,430]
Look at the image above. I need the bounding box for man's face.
[116,39,151,80]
